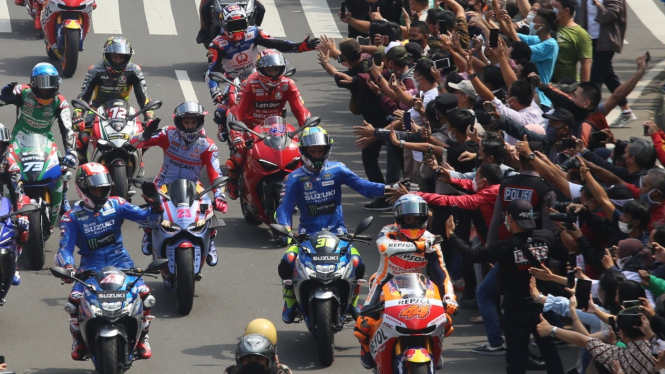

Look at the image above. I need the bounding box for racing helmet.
[173,102,207,143]
[75,163,113,211]
[235,334,277,374]
[256,49,287,89]
[298,126,332,172]
[0,124,10,159]
[221,4,249,42]
[30,63,61,105]
[243,318,278,346]
[102,37,133,74]
[393,194,429,240]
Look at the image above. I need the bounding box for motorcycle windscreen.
[95,266,127,291]
[261,117,291,151]
[308,230,340,254]
[391,273,428,298]
[166,179,197,207]
[13,133,47,152]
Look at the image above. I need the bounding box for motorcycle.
[70,99,162,200]
[0,202,40,306]
[134,177,228,315]
[360,273,451,374]
[200,0,258,48]
[49,259,169,374]
[270,217,373,366]
[24,0,95,77]
[9,132,71,270]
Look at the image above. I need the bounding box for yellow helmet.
[243,318,277,346]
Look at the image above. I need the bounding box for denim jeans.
[476,263,503,346]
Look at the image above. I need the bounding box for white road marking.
[92,0,122,34]
[143,0,178,35]
[605,59,665,125]
[299,0,343,39]
[0,0,12,33]
[195,0,200,18]
[260,0,286,37]
[175,70,199,102]
[626,0,665,44]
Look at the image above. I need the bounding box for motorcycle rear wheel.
[100,336,123,374]
[62,28,79,77]
[407,362,429,374]
[316,299,335,367]
[110,164,128,200]
[240,194,262,225]
[25,210,45,270]
[175,247,195,315]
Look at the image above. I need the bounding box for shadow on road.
[181,343,237,362]
[276,329,359,371]
[24,369,95,374]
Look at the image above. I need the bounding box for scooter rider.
[276,126,387,324]
[74,37,153,171]
[353,194,457,369]
[0,63,77,216]
[225,318,293,374]
[55,162,163,361]
[130,102,227,267]
[205,4,319,140]
[225,49,311,200]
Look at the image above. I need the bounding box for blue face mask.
[546,125,558,143]
[529,22,543,35]
[552,7,559,14]
[641,189,661,207]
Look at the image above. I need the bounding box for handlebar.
[360,301,385,317]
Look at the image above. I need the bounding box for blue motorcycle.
[271,217,373,367]
[50,259,168,374]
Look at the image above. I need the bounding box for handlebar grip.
[360,301,385,317]
[354,235,373,241]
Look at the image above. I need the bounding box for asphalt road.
[0,0,664,372]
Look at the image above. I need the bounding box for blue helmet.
[30,63,61,104]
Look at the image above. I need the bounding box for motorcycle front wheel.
[316,299,335,366]
[110,164,128,200]
[175,247,195,315]
[100,336,123,374]
[25,210,44,270]
[407,362,429,374]
[62,28,80,77]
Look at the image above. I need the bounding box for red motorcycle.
[24,0,95,77]
[227,116,320,237]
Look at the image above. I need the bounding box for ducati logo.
[236,52,249,64]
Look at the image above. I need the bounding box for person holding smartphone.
[445,199,566,374]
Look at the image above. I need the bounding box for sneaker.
[12,271,21,286]
[470,343,506,355]
[206,245,218,267]
[137,334,152,359]
[452,278,465,292]
[360,347,376,369]
[71,339,88,361]
[609,111,637,128]
[525,353,546,371]
[282,303,297,324]
[460,298,479,311]
[363,198,391,211]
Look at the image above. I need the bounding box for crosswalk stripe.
[0,0,12,33]
[194,0,200,18]
[299,0,343,39]
[260,0,286,37]
[604,59,665,125]
[627,0,665,44]
[93,0,122,34]
[175,70,199,102]
[143,0,178,35]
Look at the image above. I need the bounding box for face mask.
[409,38,421,44]
[641,189,661,206]
[526,12,536,23]
[528,22,538,35]
[472,178,479,192]
[447,130,455,139]
[618,220,633,234]
[552,7,559,15]
[504,215,511,232]
[241,362,268,374]
[545,125,558,143]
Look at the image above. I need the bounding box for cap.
[404,42,423,60]
[448,80,478,100]
[434,93,458,114]
[384,41,402,54]
[556,77,579,94]
[607,184,635,207]
[543,108,575,129]
[386,45,408,64]
[339,39,361,60]
[506,199,536,229]
[616,238,644,259]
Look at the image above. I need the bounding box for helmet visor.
[0,126,10,143]
[257,54,287,69]
[104,42,132,55]
[83,173,113,188]
[300,132,329,147]
[32,75,60,89]
[395,200,428,216]
[174,102,205,117]
[225,18,248,32]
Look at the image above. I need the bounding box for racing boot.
[137,161,145,178]
[350,283,362,320]
[354,316,377,369]
[142,230,153,256]
[12,268,20,286]
[281,284,297,324]
[70,324,88,360]
[206,231,218,266]
[15,0,25,5]
[225,160,240,200]
[137,331,152,359]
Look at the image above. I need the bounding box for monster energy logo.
[307,202,336,216]
[87,232,115,251]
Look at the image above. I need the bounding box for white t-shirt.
[410,87,438,162]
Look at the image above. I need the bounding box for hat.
[607,184,635,207]
[386,45,408,64]
[506,199,536,229]
[617,238,644,260]
[556,77,579,94]
[434,93,458,114]
[339,39,361,60]
[448,80,478,100]
[543,108,575,129]
[404,42,424,60]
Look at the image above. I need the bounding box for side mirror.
[355,216,373,235]
[50,266,73,280]
[145,259,169,273]
[284,67,297,77]
[211,176,229,190]
[269,224,293,238]
[144,100,162,111]
[303,116,321,128]
[209,72,229,83]
[71,99,91,111]
[228,120,249,132]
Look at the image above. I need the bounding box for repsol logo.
[98,293,124,299]
[255,101,281,109]
[370,329,388,356]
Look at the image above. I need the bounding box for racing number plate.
[310,254,341,263]
[97,291,128,303]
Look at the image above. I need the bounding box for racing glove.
[62,149,78,168]
[1,82,18,97]
[143,110,155,122]
[415,238,434,252]
[72,109,85,132]
[297,36,320,52]
[62,265,77,284]
[211,87,225,104]
[443,295,458,316]
[196,29,208,44]
[141,118,161,141]
[15,215,29,231]
[214,195,228,213]
[141,181,163,212]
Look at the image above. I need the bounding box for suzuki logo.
[236,52,249,63]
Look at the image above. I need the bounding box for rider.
[225,49,311,200]
[0,63,77,217]
[353,194,457,369]
[74,37,153,173]
[129,102,227,268]
[0,124,30,286]
[197,0,266,46]
[55,162,162,361]
[13,0,96,30]
[225,318,293,374]
[275,126,387,324]
[205,4,318,140]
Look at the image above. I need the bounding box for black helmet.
[235,334,276,374]
[0,123,10,159]
[102,37,133,74]
[173,102,206,143]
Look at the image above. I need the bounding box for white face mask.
[526,12,536,23]
[618,221,632,234]
[472,178,479,192]
[447,129,455,139]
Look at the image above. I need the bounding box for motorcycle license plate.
[310,254,340,263]
[97,291,128,303]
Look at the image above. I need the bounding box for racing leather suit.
[55,197,161,360]
[276,161,385,321]
[75,61,152,160]
[353,224,455,353]
[0,157,30,285]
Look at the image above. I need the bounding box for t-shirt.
[518,34,559,108]
[554,25,592,82]
[586,0,602,39]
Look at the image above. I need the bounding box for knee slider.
[65,301,78,315]
[278,259,293,280]
[143,295,156,309]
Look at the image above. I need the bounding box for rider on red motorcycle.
[14,0,96,30]
[225,49,311,200]
[130,102,227,267]
[354,194,457,370]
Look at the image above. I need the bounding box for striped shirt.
[586,338,654,374]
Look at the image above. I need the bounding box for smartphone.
[419,91,424,101]
[434,58,451,70]
[566,270,576,288]
[590,131,608,143]
[530,76,540,88]
[489,28,499,48]
[623,300,642,309]
[618,313,643,328]
[451,205,459,224]
[403,110,412,131]
[484,102,494,113]
[568,252,577,268]
[575,278,592,310]
[555,141,565,153]
[341,2,346,18]
[646,51,651,64]
[562,138,576,150]
[0,356,4,364]
[425,146,433,162]
[441,147,448,165]
[438,19,447,35]
[357,36,371,46]
[608,316,618,334]
[337,55,345,63]
[644,124,650,137]
[380,35,389,45]
[372,52,383,66]
[390,74,397,86]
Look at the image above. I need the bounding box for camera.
[549,211,578,230]
[552,201,571,212]
[560,157,581,172]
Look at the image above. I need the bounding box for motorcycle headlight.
[305,266,316,277]
[101,301,123,312]
[90,304,103,317]
[188,219,207,231]
[316,264,336,273]
[334,263,350,278]
[258,159,279,172]
[285,157,301,171]
[161,220,181,232]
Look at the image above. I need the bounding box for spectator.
[551,0,592,82]
[640,169,665,231]
[580,137,655,187]
[408,0,431,22]
[408,21,430,53]
[342,0,372,38]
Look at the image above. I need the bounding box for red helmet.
[75,163,113,211]
[221,5,248,42]
[256,49,287,89]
